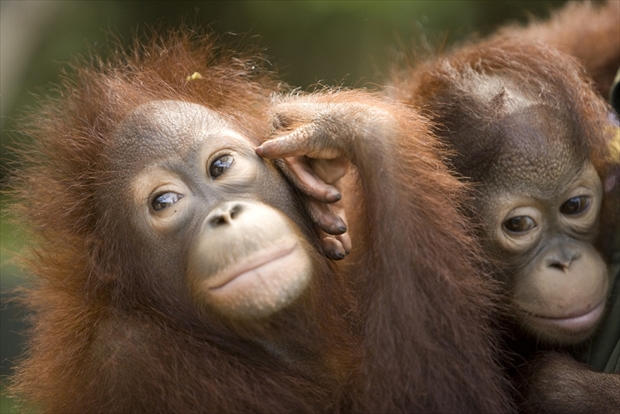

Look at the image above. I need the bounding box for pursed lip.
[524,300,606,331]
[206,242,298,290]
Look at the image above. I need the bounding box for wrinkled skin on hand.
[256,101,368,260]
[257,146,352,259]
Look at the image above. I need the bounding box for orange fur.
[391,34,619,413]
[8,28,513,413]
[495,0,620,97]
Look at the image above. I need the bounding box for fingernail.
[325,190,341,203]
[329,223,346,235]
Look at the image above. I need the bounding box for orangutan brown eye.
[503,216,536,234]
[152,192,183,211]
[209,155,234,179]
[560,196,590,215]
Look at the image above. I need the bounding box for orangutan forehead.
[109,100,228,166]
[487,150,581,194]
[487,99,586,193]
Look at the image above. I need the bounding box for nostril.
[208,214,229,228]
[549,261,568,271]
[229,204,242,219]
[544,244,581,272]
[206,203,244,228]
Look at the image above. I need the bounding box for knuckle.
[272,112,293,130]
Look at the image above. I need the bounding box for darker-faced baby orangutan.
[392,36,620,413]
[7,28,513,413]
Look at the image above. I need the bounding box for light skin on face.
[107,100,316,320]
[482,156,608,345]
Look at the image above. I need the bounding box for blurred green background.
[1,0,569,411]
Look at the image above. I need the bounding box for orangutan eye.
[209,154,234,179]
[560,196,590,215]
[503,216,537,234]
[152,192,183,211]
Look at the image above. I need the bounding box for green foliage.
[1,384,37,414]
[1,197,26,290]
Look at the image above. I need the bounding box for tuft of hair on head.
[7,26,286,294]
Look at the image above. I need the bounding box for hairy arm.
[257,89,511,413]
[521,352,620,414]
[256,91,453,265]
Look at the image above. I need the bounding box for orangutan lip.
[207,243,298,290]
[527,300,605,330]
